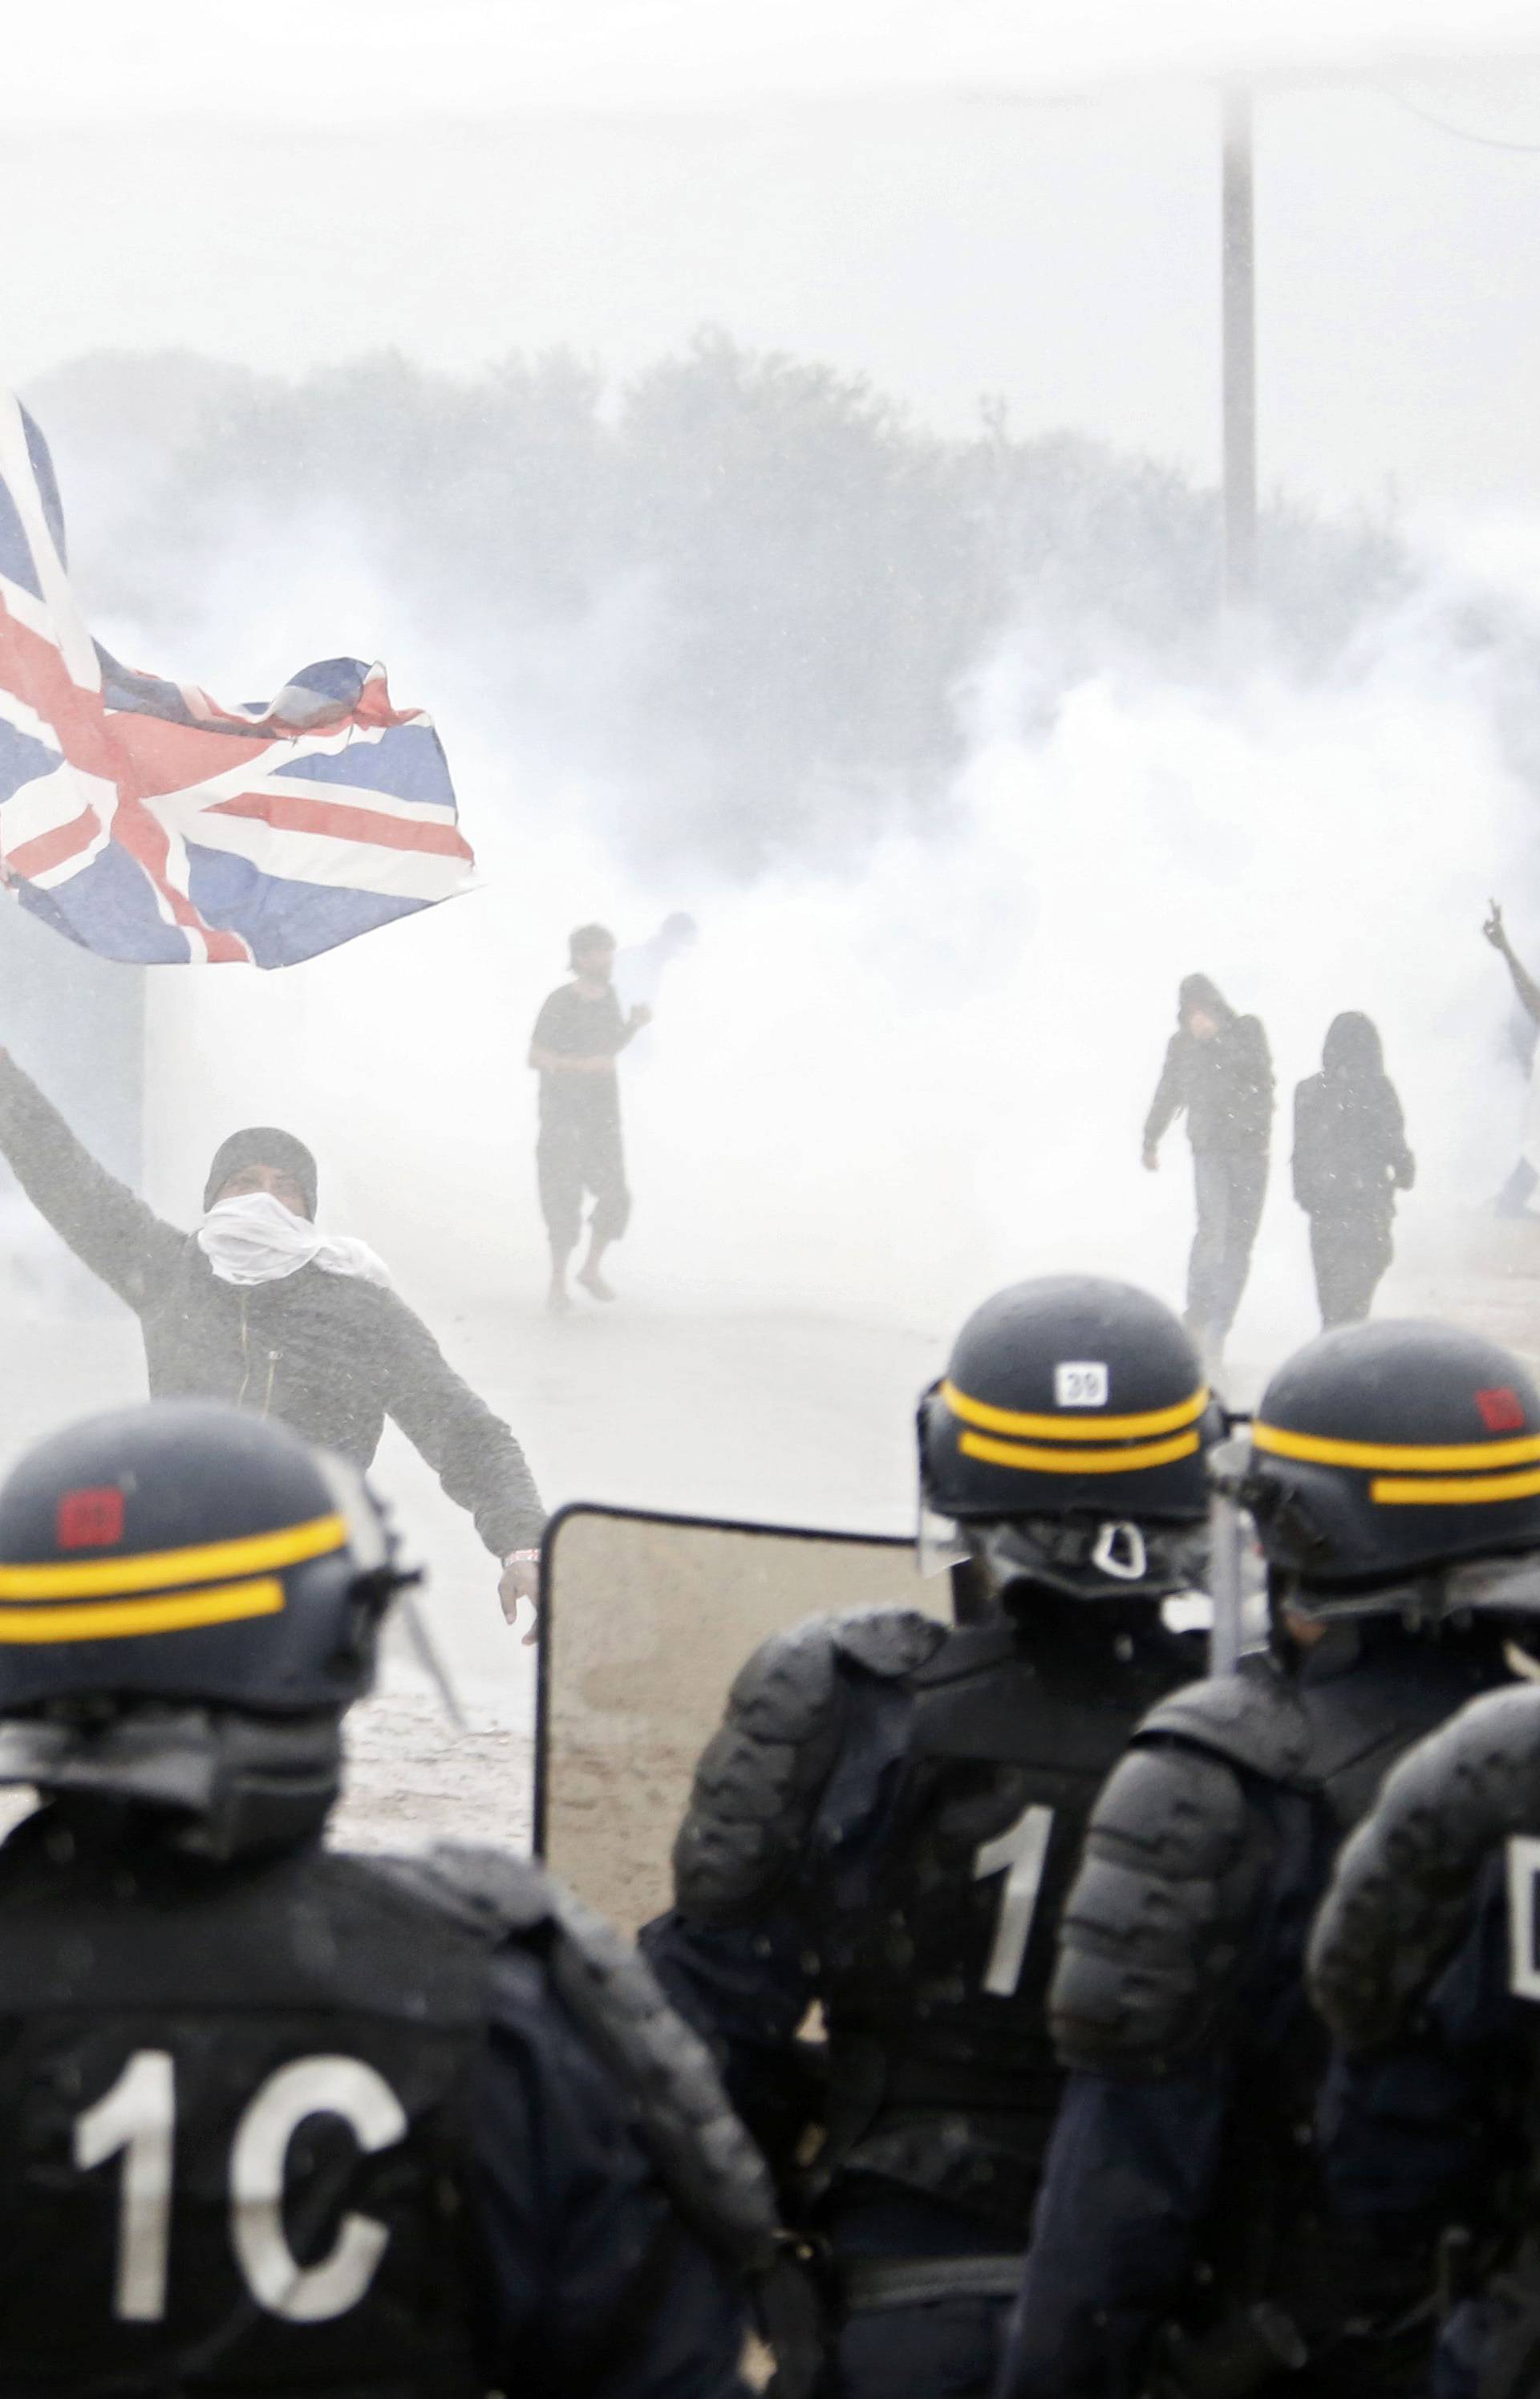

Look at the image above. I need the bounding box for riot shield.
[534,1501,933,1933]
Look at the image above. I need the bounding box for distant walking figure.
[1143,973,1273,1372]
[1292,1011,1414,1330]
[530,924,650,1314]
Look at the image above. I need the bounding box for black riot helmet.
[918,1275,1222,1603]
[1244,1319,1540,1617]
[0,1400,411,1854]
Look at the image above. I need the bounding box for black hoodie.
[1292,1011,1414,1215]
[1143,975,1273,1156]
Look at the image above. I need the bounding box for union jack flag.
[0,391,476,966]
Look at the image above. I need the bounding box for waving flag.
[0,392,476,966]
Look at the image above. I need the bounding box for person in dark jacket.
[1142,973,1273,1372]
[1292,1012,1414,1331]
[0,1048,544,1623]
[0,1399,762,2399]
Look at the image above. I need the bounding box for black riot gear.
[1305,1686,1540,2399]
[646,1277,1208,2399]
[1242,1319,1540,1603]
[918,1276,1221,1602]
[998,1322,1540,2399]
[0,1401,407,1857]
[0,1399,402,1714]
[0,1400,765,2399]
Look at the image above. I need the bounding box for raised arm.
[0,1050,183,1307]
[375,1291,545,1559]
[1484,901,1540,1026]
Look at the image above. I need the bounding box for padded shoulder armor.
[1307,1685,1540,2051]
[1137,1658,1312,1789]
[671,1608,942,1927]
[415,1842,779,2276]
[834,1608,947,1680]
[1049,1730,1271,2075]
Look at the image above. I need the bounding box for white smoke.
[136,526,1535,1412]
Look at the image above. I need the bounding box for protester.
[1292,1011,1415,1329]
[1483,898,1540,1216]
[530,923,650,1314]
[1141,972,1273,1372]
[0,1047,544,1626]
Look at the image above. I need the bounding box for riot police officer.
[642,1275,1222,2399]
[0,1398,768,2398]
[1308,1679,1540,2399]
[1000,1318,1540,2399]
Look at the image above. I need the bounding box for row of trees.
[31,336,1421,873]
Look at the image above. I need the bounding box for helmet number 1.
[1508,1835,1540,2000]
[74,2048,406,2324]
[973,1804,1055,1996]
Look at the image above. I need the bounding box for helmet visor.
[976,1514,1212,1603]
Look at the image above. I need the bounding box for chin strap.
[0,1706,342,1861]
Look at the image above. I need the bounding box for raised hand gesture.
[1485,898,1509,952]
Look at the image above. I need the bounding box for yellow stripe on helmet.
[0,1575,286,1643]
[942,1380,1210,1443]
[1252,1421,1540,1474]
[1371,1466,1540,1507]
[958,1428,1202,1476]
[0,1513,346,1603]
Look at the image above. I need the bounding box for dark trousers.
[1188,1149,1268,1345]
[1307,1204,1392,1331]
[537,1106,630,1254]
[836,2296,1007,2399]
[825,2187,1012,2399]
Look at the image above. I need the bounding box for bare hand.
[499,1551,541,1647]
[1142,1146,1159,1173]
[1485,898,1508,950]
[627,1003,654,1031]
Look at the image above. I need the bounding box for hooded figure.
[0,1048,544,1622]
[1142,973,1273,1371]
[1292,1010,1414,1329]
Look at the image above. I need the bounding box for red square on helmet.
[57,1487,125,1549]
[1476,1387,1527,1433]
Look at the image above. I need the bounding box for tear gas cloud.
[95,489,1535,1399]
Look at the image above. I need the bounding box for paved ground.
[5,1205,1539,1854]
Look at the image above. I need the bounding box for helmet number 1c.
[74,2048,407,2324]
[973,1804,1055,1996]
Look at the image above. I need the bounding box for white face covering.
[195,1192,393,1291]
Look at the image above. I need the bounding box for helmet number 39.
[73,2048,406,2324]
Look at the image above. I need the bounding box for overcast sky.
[10,7,1540,515]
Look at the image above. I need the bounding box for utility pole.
[1221,87,1258,611]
